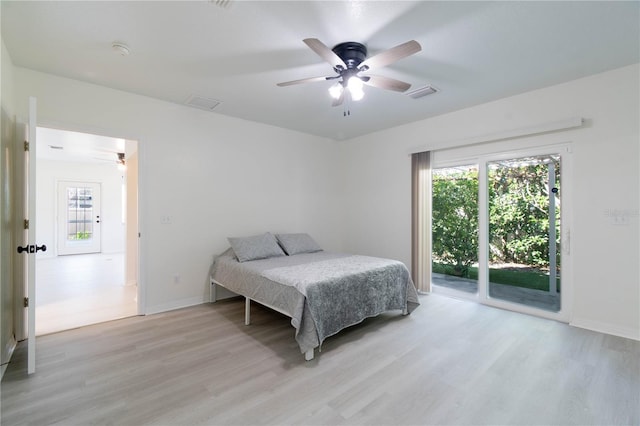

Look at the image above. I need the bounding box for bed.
[210,232,420,361]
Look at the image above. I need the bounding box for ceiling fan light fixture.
[117,152,126,171]
[350,87,365,101]
[328,82,344,99]
[347,77,365,101]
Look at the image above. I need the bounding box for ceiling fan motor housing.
[332,42,367,71]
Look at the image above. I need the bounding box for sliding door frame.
[432,142,573,323]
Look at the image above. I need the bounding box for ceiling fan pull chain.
[343,95,351,117]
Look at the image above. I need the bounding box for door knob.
[17,244,47,254]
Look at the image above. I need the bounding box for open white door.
[27,97,38,374]
[16,97,42,374]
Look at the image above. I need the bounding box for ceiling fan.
[91,152,126,169]
[277,38,422,107]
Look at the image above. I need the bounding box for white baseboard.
[570,318,640,341]
[145,296,205,315]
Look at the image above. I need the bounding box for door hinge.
[24,141,29,151]
[24,219,29,230]
[23,297,29,308]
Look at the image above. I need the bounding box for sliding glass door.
[431,165,479,296]
[487,155,561,312]
[431,146,571,321]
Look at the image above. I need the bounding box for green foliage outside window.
[488,162,560,268]
[432,161,560,279]
[69,231,92,240]
[432,168,479,277]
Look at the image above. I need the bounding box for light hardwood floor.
[2,294,638,425]
[36,253,137,335]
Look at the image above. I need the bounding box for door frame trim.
[28,119,145,318]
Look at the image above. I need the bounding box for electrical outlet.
[160,215,172,225]
[605,209,632,226]
[610,214,630,226]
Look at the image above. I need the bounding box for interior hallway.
[36,252,137,335]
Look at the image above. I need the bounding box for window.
[66,186,94,241]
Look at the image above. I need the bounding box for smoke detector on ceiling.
[112,42,130,56]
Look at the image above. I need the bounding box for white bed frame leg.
[305,349,314,361]
[244,297,251,325]
[210,279,217,303]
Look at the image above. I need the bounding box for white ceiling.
[3,1,639,141]
[36,127,126,164]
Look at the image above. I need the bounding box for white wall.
[339,64,640,340]
[14,68,342,314]
[35,159,125,258]
[0,36,17,373]
[10,60,639,340]
[1,40,14,114]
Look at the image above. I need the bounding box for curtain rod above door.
[407,117,585,156]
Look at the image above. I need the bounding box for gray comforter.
[211,250,420,354]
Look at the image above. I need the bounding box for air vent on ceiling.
[406,85,438,99]
[185,95,221,112]
[209,0,233,9]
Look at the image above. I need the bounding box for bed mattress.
[211,249,420,354]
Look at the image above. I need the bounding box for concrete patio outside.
[431,273,560,312]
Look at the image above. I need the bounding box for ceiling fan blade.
[277,76,330,87]
[303,38,347,70]
[359,40,421,71]
[361,75,412,92]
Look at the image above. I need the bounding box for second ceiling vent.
[185,95,221,112]
[406,85,438,99]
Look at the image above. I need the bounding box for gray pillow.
[276,233,323,256]
[227,232,286,262]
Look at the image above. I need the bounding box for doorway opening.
[35,127,139,335]
[486,154,561,312]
